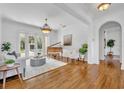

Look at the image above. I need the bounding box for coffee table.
[30,57,46,67]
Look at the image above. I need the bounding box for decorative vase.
[108,52,113,56]
[81,55,85,59]
[6,63,14,67]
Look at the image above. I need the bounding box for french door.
[19,33,43,58]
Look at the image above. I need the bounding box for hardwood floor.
[0,58,124,89]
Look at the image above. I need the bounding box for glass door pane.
[19,33,26,57]
[36,36,42,56]
[28,36,35,57]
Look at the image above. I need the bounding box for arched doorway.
[99,21,122,61]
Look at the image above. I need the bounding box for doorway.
[99,21,122,61]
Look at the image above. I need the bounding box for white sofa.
[0,53,27,79]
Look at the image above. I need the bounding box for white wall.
[87,23,96,64]
[0,9,2,48]
[0,16,1,48]
[49,31,59,45]
[89,11,124,69]
[99,26,105,60]
[59,22,89,58]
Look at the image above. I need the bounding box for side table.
[0,63,23,89]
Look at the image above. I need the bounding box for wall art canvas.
[63,34,72,46]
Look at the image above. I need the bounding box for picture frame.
[63,34,72,46]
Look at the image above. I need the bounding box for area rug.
[23,58,67,80]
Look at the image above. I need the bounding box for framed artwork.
[63,34,72,46]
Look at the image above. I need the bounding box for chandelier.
[97,3,111,11]
[41,18,52,34]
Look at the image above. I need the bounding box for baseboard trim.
[121,61,124,70]
[88,61,99,64]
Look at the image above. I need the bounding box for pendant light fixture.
[41,18,52,34]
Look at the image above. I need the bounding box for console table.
[0,63,23,89]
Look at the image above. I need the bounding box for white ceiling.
[0,3,124,29]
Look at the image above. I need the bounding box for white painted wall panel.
[59,22,89,58]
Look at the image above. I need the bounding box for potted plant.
[107,39,115,56]
[1,42,11,54]
[5,59,15,67]
[79,43,88,59]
